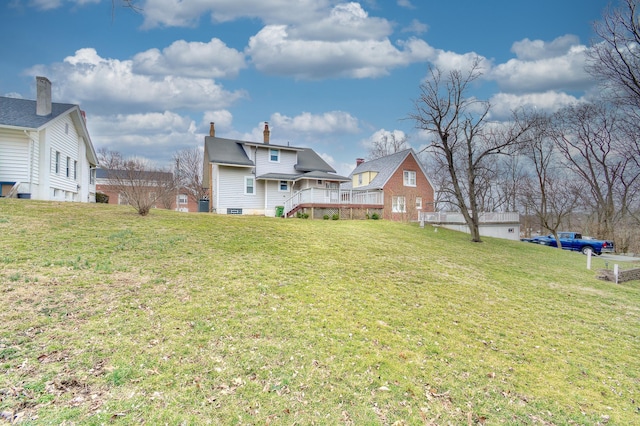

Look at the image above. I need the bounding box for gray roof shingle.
[342,148,418,190]
[204,136,255,167]
[0,96,76,129]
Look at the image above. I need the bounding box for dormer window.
[269,149,280,162]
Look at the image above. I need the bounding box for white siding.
[264,180,291,216]
[0,129,30,182]
[47,115,83,200]
[254,146,298,175]
[216,166,264,214]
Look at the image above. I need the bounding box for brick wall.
[383,154,434,221]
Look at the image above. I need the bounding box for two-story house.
[0,77,98,202]
[342,149,435,221]
[203,122,352,217]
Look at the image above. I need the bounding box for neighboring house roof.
[342,148,432,190]
[96,168,173,181]
[0,97,76,129]
[205,136,348,180]
[0,96,98,166]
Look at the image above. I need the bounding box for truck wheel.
[581,246,594,255]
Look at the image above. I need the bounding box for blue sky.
[1,0,608,176]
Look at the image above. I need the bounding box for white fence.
[419,211,520,224]
[284,188,383,215]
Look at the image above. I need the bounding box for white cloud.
[270,111,360,134]
[489,91,582,119]
[88,111,202,165]
[28,48,247,113]
[132,38,246,79]
[429,50,492,76]
[289,2,392,41]
[361,128,407,149]
[402,19,428,34]
[511,35,581,61]
[139,0,331,28]
[247,25,432,79]
[397,0,415,9]
[201,110,234,133]
[491,38,591,93]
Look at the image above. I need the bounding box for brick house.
[95,168,199,212]
[341,149,435,221]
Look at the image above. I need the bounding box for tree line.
[390,0,640,248]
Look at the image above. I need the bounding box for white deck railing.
[419,211,520,224]
[284,188,383,215]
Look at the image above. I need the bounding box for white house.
[0,77,98,202]
[203,122,351,217]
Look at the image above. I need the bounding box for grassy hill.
[1,200,639,425]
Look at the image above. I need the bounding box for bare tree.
[173,147,208,204]
[367,131,410,160]
[549,102,639,240]
[519,114,580,248]
[587,0,640,109]
[97,149,175,216]
[409,59,532,242]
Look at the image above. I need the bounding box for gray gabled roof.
[0,96,98,166]
[204,136,255,167]
[256,172,300,181]
[0,96,76,129]
[295,148,337,173]
[204,136,342,178]
[342,148,430,190]
[298,170,350,181]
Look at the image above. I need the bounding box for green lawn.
[1,200,639,425]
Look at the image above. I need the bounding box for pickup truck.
[523,232,615,255]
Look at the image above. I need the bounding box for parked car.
[523,232,615,255]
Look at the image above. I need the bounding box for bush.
[323,214,330,220]
[96,192,109,204]
[332,214,339,220]
[371,213,380,220]
[296,211,309,219]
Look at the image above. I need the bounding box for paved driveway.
[599,253,640,262]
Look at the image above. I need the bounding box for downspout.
[24,130,34,196]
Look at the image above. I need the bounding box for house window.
[317,180,323,185]
[392,196,406,213]
[118,193,129,205]
[55,151,60,174]
[73,161,78,180]
[358,174,363,185]
[245,176,255,195]
[279,181,289,191]
[89,168,95,185]
[416,197,422,210]
[177,194,188,205]
[66,157,71,178]
[269,149,280,162]
[403,170,416,187]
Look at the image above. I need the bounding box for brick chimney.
[209,122,215,137]
[263,122,270,144]
[36,76,52,116]
[356,158,365,166]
